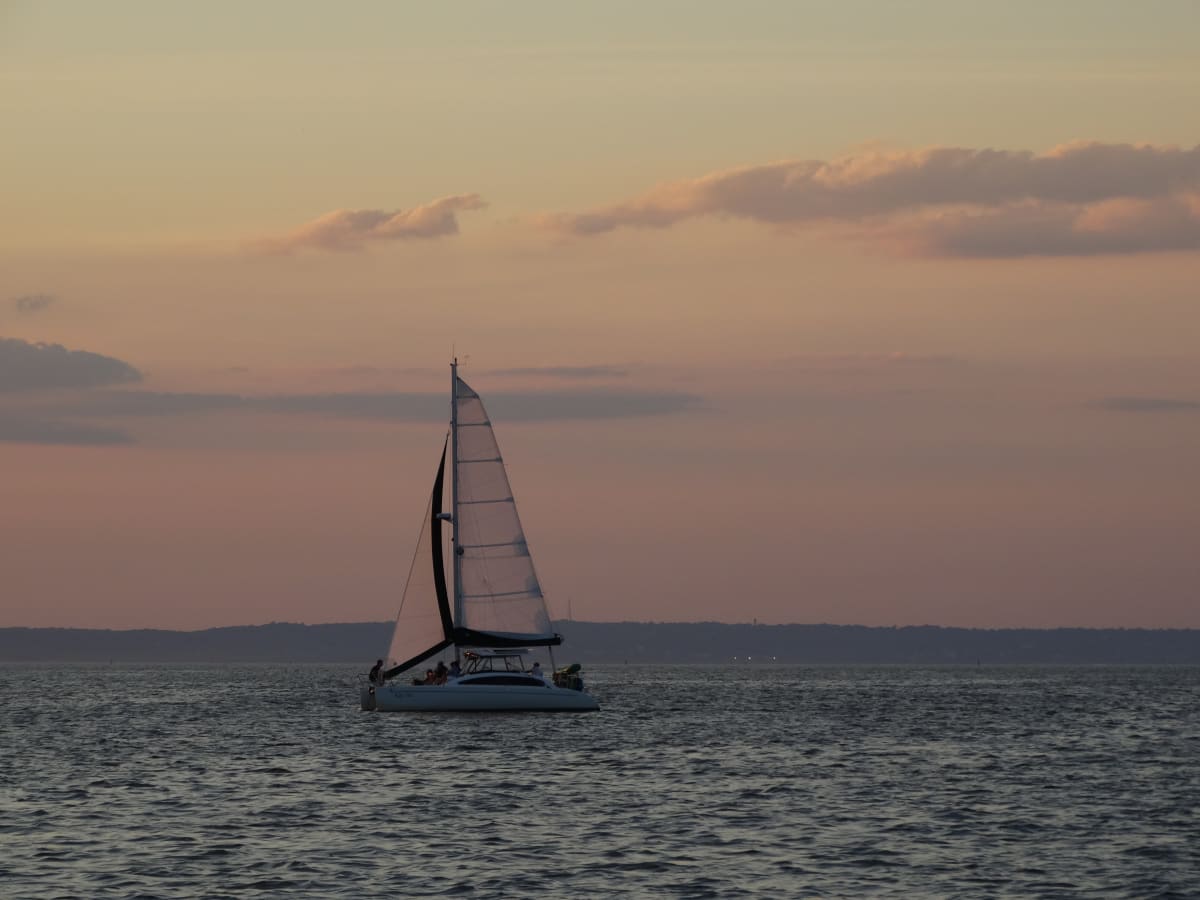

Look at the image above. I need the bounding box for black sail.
[382,441,454,679]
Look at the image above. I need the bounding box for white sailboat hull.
[370,680,599,712]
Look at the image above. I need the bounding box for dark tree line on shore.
[2,621,1197,664]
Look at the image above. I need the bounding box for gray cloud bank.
[0,337,698,444]
[539,142,1200,257]
[0,338,142,392]
[3,387,701,445]
[45,388,700,422]
[0,415,132,446]
[1099,396,1200,412]
[777,352,962,371]
[253,194,486,253]
[483,365,630,379]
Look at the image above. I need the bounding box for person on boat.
[368,659,383,684]
[422,669,436,685]
[447,660,462,679]
[529,661,543,679]
[434,661,448,684]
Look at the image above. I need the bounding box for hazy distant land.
[1,622,1197,665]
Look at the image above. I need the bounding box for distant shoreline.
[2,621,1198,665]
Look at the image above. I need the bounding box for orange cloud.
[253,194,486,253]
[539,142,1200,256]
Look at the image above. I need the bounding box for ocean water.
[2,665,1198,898]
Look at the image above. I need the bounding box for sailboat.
[360,360,599,712]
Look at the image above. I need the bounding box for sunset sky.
[3,1,1198,630]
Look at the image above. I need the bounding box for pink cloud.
[538,142,1200,257]
[253,194,486,253]
[909,194,1200,257]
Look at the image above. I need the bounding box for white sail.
[453,376,555,641]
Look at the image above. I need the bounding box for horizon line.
[3,621,1199,634]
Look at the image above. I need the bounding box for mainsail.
[451,376,560,647]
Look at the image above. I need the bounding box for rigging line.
[393,472,437,621]
[460,589,543,599]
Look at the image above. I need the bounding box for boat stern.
[359,677,377,711]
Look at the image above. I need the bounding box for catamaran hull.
[371,682,598,712]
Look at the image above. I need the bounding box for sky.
[2,1,1198,630]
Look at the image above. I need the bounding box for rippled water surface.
[2,665,1199,898]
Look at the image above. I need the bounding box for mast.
[450,357,462,662]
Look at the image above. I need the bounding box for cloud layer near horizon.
[40,388,701,422]
[1098,396,1200,412]
[1,387,702,444]
[0,337,142,392]
[538,142,1200,257]
[253,194,486,253]
[483,365,630,379]
[0,337,701,444]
